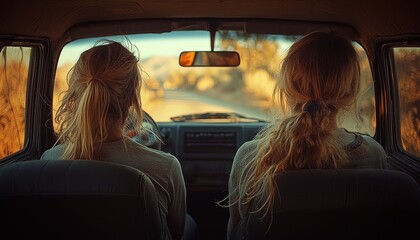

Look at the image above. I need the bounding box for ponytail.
[238,100,348,218]
[55,40,142,160]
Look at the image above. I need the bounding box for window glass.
[54,32,375,135]
[0,46,31,159]
[393,47,420,158]
[340,43,375,136]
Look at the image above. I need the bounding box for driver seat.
[0,159,162,239]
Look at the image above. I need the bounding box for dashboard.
[158,122,265,190]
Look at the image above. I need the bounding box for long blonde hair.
[55,40,143,160]
[225,31,361,218]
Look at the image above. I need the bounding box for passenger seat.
[244,169,420,240]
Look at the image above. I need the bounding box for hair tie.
[302,100,321,114]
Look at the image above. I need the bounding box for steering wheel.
[131,110,162,150]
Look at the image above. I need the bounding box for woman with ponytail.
[223,31,387,239]
[41,40,187,240]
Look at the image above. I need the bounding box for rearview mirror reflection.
[179,51,240,67]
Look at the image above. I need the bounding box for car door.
[374,35,420,183]
[0,37,53,165]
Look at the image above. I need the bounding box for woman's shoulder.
[117,138,176,159]
[355,133,386,155]
[341,129,383,152]
[238,139,259,152]
[233,139,259,166]
[343,130,388,168]
[40,144,64,160]
[102,138,182,177]
[114,138,181,169]
[235,139,259,159]
[130,138,176,159]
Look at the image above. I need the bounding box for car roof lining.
[67,19,357,40]
[2,0,418,63]
[1,0,417,41]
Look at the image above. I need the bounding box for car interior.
[0,0,419,239]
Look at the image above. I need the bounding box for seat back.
[0,160,162,240]
[245,169,420,240]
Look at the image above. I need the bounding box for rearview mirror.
[179,51,240,67]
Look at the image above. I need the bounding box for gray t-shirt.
[40,138,186,240]
[227,128,388,239]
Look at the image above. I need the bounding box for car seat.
[0,159,163,240]
[244,169,420,240]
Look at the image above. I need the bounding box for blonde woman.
[224,31,387,239]
[40,40,187,240]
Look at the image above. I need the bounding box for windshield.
[55,31,375,135]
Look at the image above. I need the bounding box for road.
[143,89,268,122]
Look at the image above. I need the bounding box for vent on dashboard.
[183,132,237,153]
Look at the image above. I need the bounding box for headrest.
[0,159,149,195]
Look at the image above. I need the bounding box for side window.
[392,47,420,159]
[0,46,31,160]
[340,43,375,136]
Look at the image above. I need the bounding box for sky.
[58,31,212,66]
[57,31,294,67]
